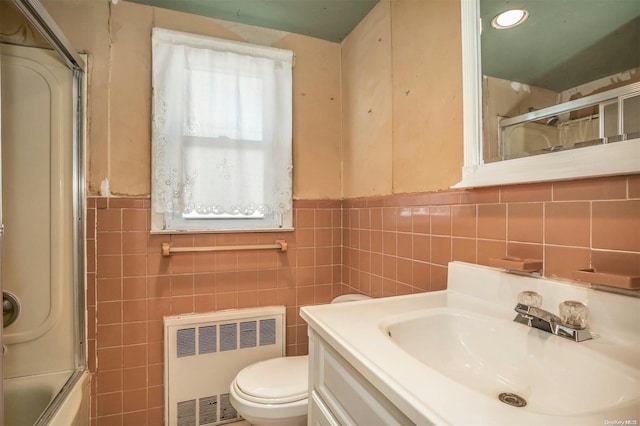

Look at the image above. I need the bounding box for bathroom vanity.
[307,330,414,425]
[301,261,640,425]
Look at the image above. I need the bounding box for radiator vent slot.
[165,306,285,426]
[177,399,196,426]
[219,394,237,421]
[177,328,196,358]
[260,318,276,346]
[198,326,217,355]
[198,396,217,425]
[240,321,257,348]
[219,323,237,352]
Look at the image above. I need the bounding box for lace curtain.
[151,28,293,231]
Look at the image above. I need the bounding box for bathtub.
[4,369,90,426]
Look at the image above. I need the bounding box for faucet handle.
[518,290,542,307]
[559,300,588,329]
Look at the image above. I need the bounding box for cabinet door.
[309,391,340,426]
[309,330,416,426]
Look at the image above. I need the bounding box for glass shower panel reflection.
[501,105,601,160]
[623,95,640,139]
[602,101,619,141]
[558,106,600,148]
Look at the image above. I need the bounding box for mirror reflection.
[480,0,640,163]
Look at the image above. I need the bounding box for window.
[151,28,293,232]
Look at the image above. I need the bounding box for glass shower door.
[1,42,76,425]
[1,1,86,424]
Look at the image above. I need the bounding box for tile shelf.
[573,269,640,290]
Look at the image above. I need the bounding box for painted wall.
[341,0,393,197]
[44,0,467,200]
[342,0,464,198]
[42,0,343,200]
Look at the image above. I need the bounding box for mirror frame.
[454,0,640,189]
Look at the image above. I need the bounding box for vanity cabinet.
[302,261,640,425]
[307,328,415,426]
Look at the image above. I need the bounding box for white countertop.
[300,262,640,425]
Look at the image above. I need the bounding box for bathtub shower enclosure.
[0,0,87,425]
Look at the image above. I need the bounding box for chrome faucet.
[514,293,592,342]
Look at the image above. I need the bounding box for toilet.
[229,294,371,425]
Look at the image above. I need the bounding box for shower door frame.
[1,0,86,423]
[0,39,3,423]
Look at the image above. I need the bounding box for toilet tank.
[331,294,371,304]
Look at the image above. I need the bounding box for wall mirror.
[456,0,640,188]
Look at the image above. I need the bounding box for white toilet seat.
[229,295,371,425]
[229,378,308,423]
[231,379,307,406]
[235,355,308,404]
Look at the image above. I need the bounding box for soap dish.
[573,269,640,290]
[489,257,543,272]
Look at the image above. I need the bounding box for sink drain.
[498,392,527,407]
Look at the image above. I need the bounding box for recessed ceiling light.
[491,9,529,29]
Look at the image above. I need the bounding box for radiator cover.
[164,306,286,426]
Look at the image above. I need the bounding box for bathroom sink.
[303,262,640,425]
[383,309,640,417]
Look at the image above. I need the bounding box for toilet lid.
[235,355,308,403]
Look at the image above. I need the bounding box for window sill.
[149,227,295,235]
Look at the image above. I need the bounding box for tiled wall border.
[86,173,639,424]
[341,174,640,296]
[86,199,342,425]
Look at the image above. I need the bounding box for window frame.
[150,28,294,233]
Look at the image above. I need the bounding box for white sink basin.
[384,308,640,417]
[302,262,640,425]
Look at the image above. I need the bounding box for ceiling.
[126,0,639,92]
[126,0,380,43]
[481,0,640,92]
